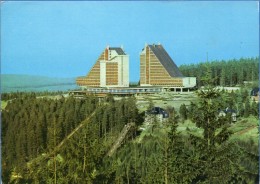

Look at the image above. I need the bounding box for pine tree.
[167,115,198,183]
[220,68,225,86]
[188,101,196,119]
[244,98,251,117]
[179,104,188,121]
[189,70,239,183]
[250,100,259,117]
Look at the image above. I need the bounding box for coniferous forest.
[1,58,259,183]
[179,57,259,87]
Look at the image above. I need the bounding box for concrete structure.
[69,85,196,99]
[76,46,129,88]
[140,44,196,88]
[215,86,240,92]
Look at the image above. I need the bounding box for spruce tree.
[189,69,239,183]
[220,68,226,86]
[166,113,197,183]
[179,103,188,121]
[250,99,259,117]
[244,97,251,117]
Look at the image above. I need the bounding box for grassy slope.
[137,92,258,144]
[229,116,259,144]
[1,101,7,110]
[138,116,258,145]
[179,116,259,144]
[136,92,198,112]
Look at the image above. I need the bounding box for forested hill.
[2,91,258,183]
[179,57,259,87]
[1,74,77,92]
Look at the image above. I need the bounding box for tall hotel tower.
[76,46,129,88]
[140,44,196,87]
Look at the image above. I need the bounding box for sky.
[1,1,259,82]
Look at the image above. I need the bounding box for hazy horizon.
[1,1,259,82]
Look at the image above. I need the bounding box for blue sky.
[1,1,259,82]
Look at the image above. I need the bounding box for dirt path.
[234,125,258,135]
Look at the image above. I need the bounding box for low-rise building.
[251,88,259,102]
[219,108,237,122]
[145,107,169,124]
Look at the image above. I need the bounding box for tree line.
[179,57,259,87]
[1,91,66,101]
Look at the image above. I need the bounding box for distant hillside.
[1,74,78,93]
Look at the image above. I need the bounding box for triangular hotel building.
[140,44,196,87]
[76,46,129,88]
